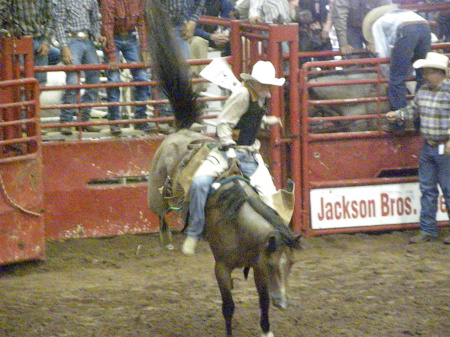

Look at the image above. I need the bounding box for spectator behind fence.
[1,0,61,84]
[101,0,155,136]
[386,52,450,244]
[164,0,207,60]
[363,5,431,113]
[332,0,391,58]
[193,0,233,57]
[293,0,334,64]
[53,0,106,135]
[190,0,233,94]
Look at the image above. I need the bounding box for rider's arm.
[216,85,250,147]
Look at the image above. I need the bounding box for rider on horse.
[182,60,294,255]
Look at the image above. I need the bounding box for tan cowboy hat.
[413,52,449,72]
[240,61,285,86]
[362,5,399,44]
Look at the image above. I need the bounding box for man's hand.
[96,35,107,46]
[37,43,49,57]
[210,33,229,47]
[249,15,262,25]
[141,50,151,67]
[385,111,400,121]
[61,46,73,65]
[265,116,282,126]
[340,44,354,55]
[108,60,119,70]
[183,20,196,40]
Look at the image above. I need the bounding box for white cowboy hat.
[240,61,285,86]
[362,4,399,44]
[413,52,449,72]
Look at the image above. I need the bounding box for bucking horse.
[144,0,301,336]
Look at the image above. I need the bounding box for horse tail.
[144,0,200,130]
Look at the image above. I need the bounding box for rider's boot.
[182,236,198,256]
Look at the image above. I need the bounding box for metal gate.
[0,37,45,264]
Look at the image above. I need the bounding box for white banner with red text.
[310,183,448,229]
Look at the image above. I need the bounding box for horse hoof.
[261,332,274,337]
[165,244,175,250]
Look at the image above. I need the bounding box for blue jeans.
[343,25,366,60]
[418,143,450,237]
[186,150,259,239]
[60,38,100,123]
[33,37,50,84]
[389,24,431,110]
[105,34,149,120]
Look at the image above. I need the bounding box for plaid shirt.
[1,0,53,41]
[101,0,149,62]
[164,0,206,26]
[53,0,102,47]
[399,78,450,141]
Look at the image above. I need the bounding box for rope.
[0,173,42,217]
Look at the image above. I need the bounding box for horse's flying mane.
[144,0,201,130]
[213,180,300,249]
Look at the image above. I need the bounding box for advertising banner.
[310,183,448,229]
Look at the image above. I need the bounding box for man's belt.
[426,138,448,147]
[67,31,90,41]
[399,21,429,29]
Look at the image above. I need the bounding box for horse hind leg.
[159,215,174,250]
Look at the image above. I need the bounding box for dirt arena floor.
[0,229,449,337]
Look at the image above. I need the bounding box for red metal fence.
[1,1,449,260]
[0,37,45,264]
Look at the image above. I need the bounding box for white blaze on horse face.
[268,249,291,310]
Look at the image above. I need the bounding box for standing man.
[1,0,61,84]
[332,0,391,57]
[101,0,154,136]
[363,5,431,111]
[53,0,105,135]
[386,52,450,244]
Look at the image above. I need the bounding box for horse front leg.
[159,215,174,250]
[215,262,234,337]
[254,268,273,337]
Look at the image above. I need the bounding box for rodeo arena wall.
[0,1,449,264]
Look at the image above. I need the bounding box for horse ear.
[267,235,277,253]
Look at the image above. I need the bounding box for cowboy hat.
[240,61,285,86]
[362,4,399,44]
[413,52,449,72]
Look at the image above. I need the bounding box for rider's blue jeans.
[418,142,450,237]
[186,150,259,239]
[105,34,150,120]
[60,38,100,123]
[389,23,431,110]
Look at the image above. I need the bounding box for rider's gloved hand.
[224,147,240,168]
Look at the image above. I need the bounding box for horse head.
[262,234,297,310]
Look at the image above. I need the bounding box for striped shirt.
[249,0,291,24]
[53,0,102,47]
[101,0,149,62]
[399,78,450,141]
[1,0,53,42]
[164,0,206,26]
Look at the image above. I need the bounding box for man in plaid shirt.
[53,0,106,135]
[101,0,154,136]
[387,52,450,244]
[0,0,61,84]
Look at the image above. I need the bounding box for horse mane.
[214,179,300,249]
[144,0,201,130]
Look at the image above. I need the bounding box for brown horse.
[145,1,301,335]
